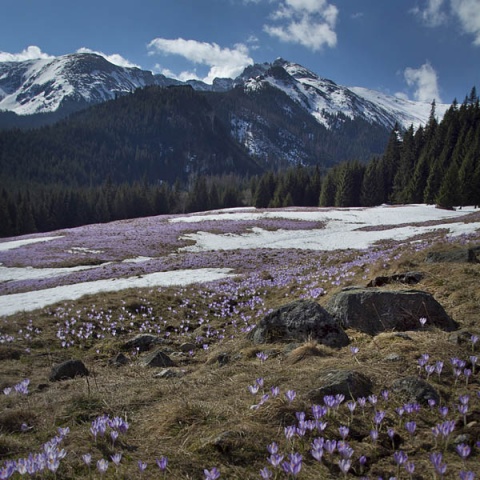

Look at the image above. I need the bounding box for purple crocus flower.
[96,459,108,475]
[285,390,296,403]
[138,460,147,473]
[204,467,220,480]
[259,467,273,479]
[110,453,122,466]
[405,421,416,435]
[456,443,471,460]
[156,456,168,472]
[338,458,351,475]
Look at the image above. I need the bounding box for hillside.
[0,205,479,479]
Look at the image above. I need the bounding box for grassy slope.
[0,229,479,479]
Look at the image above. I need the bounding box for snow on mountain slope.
[0,53,449,130]
[0,53,156,115]
[350,86,450,129]
[244,59,449,130]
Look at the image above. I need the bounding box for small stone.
[49,359,89,382]
[392,376,440,405]
[140,349,175,368]
[154,369,183,379]
[123,334,160,352]
[179,342,196,353]
[308,369,373,403]
[109,353,129,367]
[384,353,403,362]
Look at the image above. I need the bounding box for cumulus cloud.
[412,0,480,45]
[411,0,448,26]
[264,0,338,51]
[450,0,480,45]
[0,45,54,62]
[404,62,442,103]
[76,48,140,68]
[147,38,253,83]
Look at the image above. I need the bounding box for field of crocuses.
[0,205,480,479]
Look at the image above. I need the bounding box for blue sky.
[1,0,479,105]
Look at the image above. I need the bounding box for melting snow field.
[0,204,478,316]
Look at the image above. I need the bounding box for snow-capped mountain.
[242,59,448,130]
[0,53,159,115]
[0,53,448,129]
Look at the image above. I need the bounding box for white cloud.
[0,45,54,62]
[156,66,201,82]
[76,48,140,68]
[411,0,448,26]
[404,62,442,103]
[147,38,253,83]
[264,0,338,51]
[450,0,480,45]
[412,0,480,45]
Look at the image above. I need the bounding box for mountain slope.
[0,86,261,185]
[0,53,448,128]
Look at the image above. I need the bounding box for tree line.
[2,88,478,238]
[316,90,480,209]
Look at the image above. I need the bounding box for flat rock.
[366,272,424,287]
[392,376,440,405]
[123,334,161,352]
[325,288,458,335]
[250,300,349,348]
[307,369,373,403]
[140,349,175,368]
[49,359,89,382]
[109,353,129,367]
[425,248,479,264]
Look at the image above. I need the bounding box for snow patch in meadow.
[0,264,102,283]
[0,236,61,252]
[180,221,479,252]
[122,256,153,263]
[0,268,234,317]
[67,247,104,255]
[170,204,474,225]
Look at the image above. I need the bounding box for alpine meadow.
[1,4,480,478]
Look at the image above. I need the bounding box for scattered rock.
[49,359,89,382]
[448,329,479,345]
[140,349,175,368]
[154,368,184,379]
[250,300,349,348]
[384,353,403,362]
[179,342,196,353]
[392,376,440,405]
[109,353,129,367]
[0,347,22,361]
[366,272,424,287]
[307,369,373,403]
[123,334,161,352]
[325,288,458,335]
[425,248,479,264]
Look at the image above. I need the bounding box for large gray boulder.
[325,288,458,335]
[250,300,349,348]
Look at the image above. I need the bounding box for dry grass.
[0,237,479,479]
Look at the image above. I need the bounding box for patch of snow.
[0,268,234,316]
[0,264,102,283]
[0,236,61,252]
[122,256,153,263]
[67,247,104,255]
